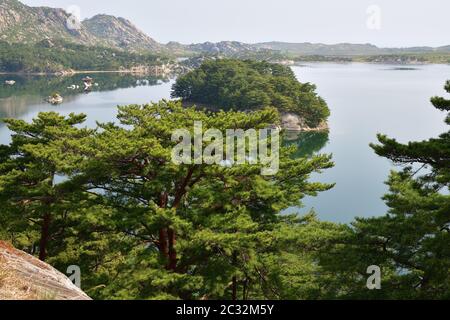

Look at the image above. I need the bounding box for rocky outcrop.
[186,41,256,55]
[83,14,163,52]
[47,93,63,104]
[281,112,328,132]
[0,241,91,300]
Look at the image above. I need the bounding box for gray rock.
[0,241,91,300]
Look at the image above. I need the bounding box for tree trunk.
[232,276,237,301]
[232,251,238,300]
[242,278,248,300]
[158,192,170,264]
[167,228,177,271]
[159,228,169,257]
[39,213,51,261]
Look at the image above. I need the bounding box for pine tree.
[0,112,92,261]
[61,100,336,299]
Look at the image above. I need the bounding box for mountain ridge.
[1,0,449,57]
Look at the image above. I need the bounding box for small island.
[171,59,330,131]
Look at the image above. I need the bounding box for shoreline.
[0,70,171,76]
[1,61,449,77]
[293,61,450,66]
[182,101,329,133]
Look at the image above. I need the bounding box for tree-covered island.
[172,59,330,129]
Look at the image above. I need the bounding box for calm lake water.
[1,63,449,223]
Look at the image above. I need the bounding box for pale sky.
[21,0,450,47]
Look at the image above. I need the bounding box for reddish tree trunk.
[39,213,51,261]
[158,192,171,267]
[167,228,177,271]
[159,228,169,257]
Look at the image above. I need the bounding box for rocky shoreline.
[0,67,173,77]
[281,112,329,132]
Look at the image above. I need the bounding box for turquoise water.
[292,63,449,222]
[1,63,449,222]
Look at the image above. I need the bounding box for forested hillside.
[0,40,169,73]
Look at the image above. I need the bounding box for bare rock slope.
[0,0,162,51]
[0,241,91,300]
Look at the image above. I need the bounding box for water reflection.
[0,73,170,119]
[284,130,329,158]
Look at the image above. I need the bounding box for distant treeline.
[292,53,450,64]
[0,40,171,73]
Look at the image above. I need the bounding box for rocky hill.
[0,241,91,300]
[0,0,95,45]
[83,14,163,51]
[0,0,163,51]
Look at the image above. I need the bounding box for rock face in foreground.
[0,241,91,300]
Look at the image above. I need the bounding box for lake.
[1,63,449,223]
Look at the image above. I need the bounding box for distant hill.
[187,41,255,55]
[83,14,163,51]
[254,42,382,56]
[253,41,450,56]
[0,0,163,52]
[168,40,450,58]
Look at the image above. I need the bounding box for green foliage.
[355,54,450,64]
[172,59,330,127]
[0,112,93,260]
[1,80,448,300]
[66,101,334,299]
[0,100,338,300]
[0,40,169,73]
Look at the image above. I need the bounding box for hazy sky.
[22,0,450,47]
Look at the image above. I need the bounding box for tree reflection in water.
[284,130,329,158]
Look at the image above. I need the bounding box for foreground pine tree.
[0,113,92,261]
[60,100,339,299]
